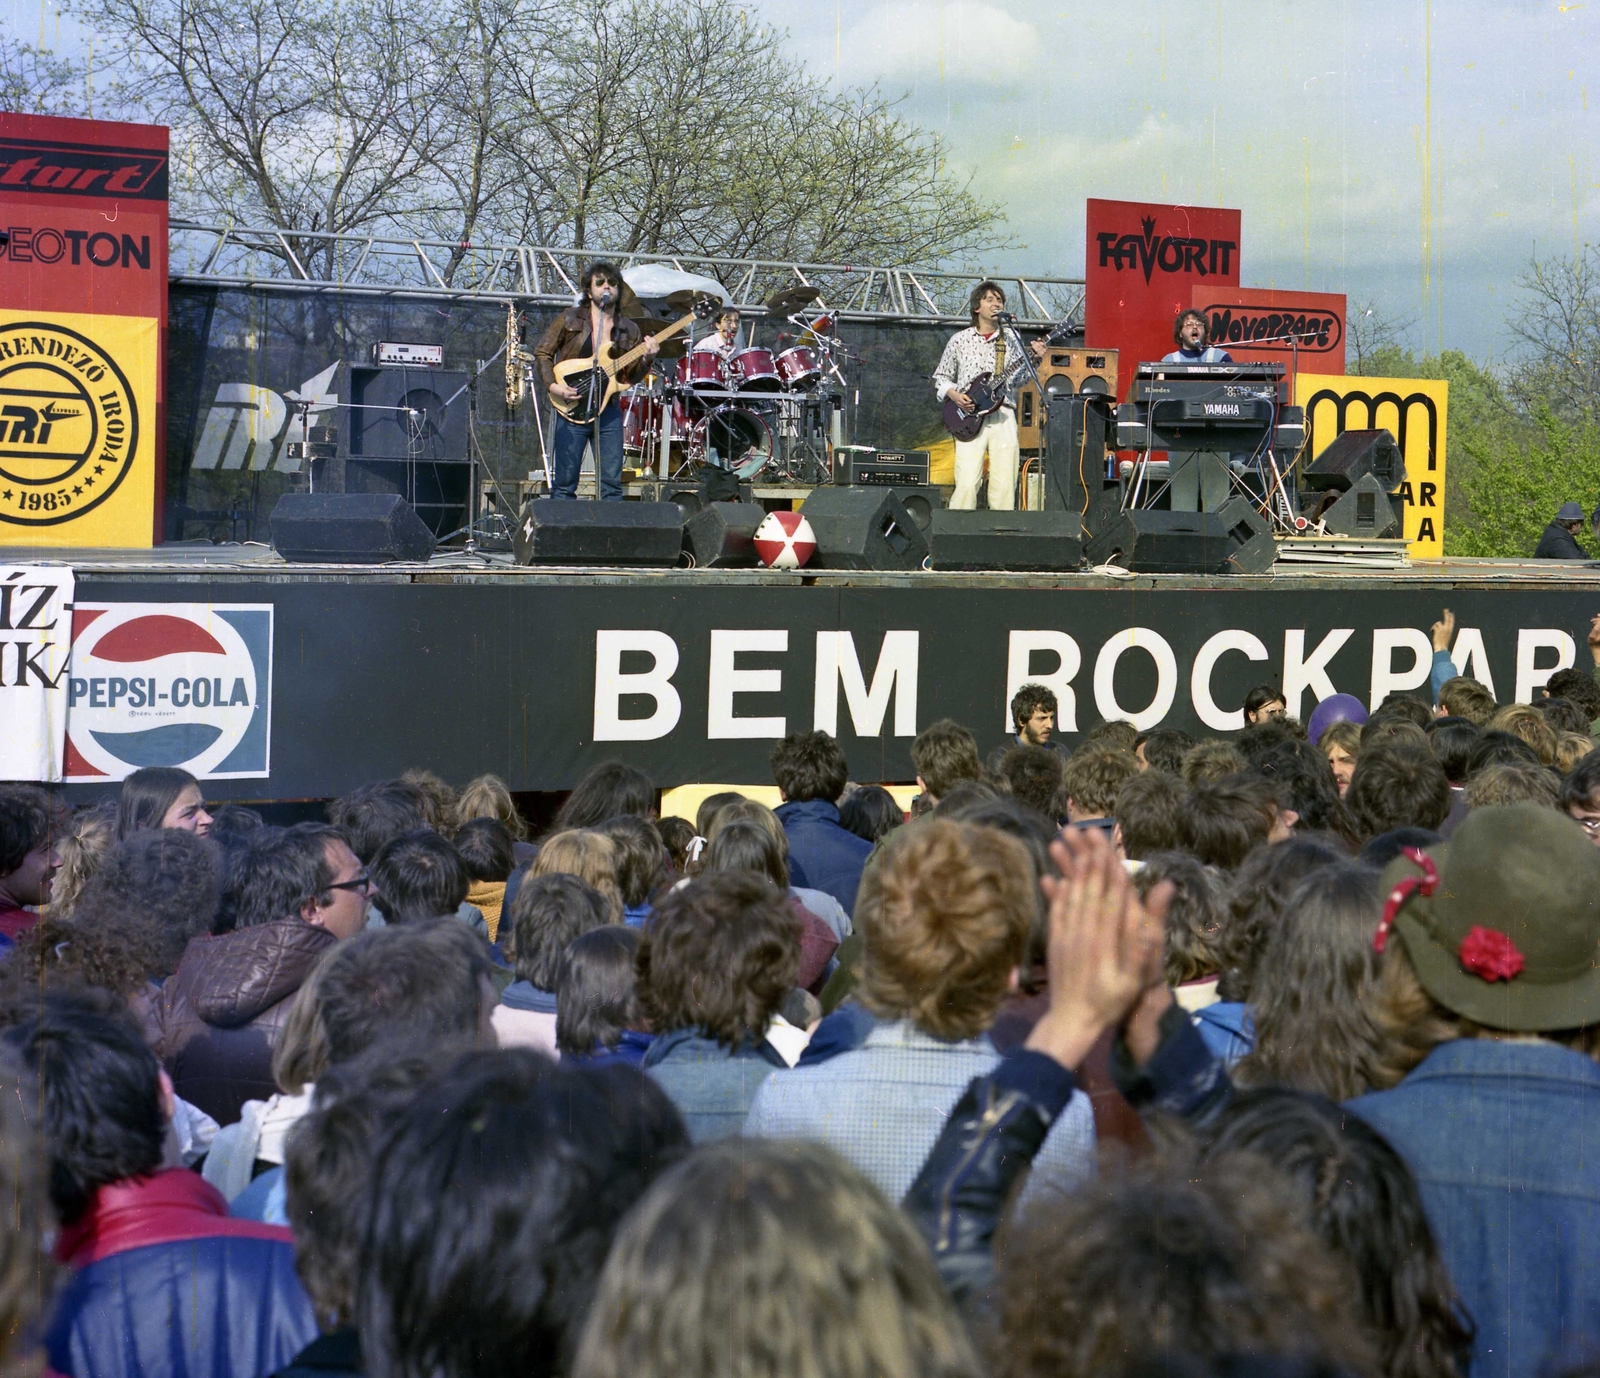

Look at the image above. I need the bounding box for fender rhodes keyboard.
[834,447,930,487]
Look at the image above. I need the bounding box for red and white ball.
[754,510,817,569]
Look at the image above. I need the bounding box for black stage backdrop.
[166,285,949,542]
[57,573,1600,800]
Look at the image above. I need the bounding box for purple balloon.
[1306,693,1369,744]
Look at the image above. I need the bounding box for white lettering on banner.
[1003,631,1081,733]
[1446,627,1497,699]
[708,629,787,739]
[593,630,680,741]
[1190,630,1270,731]
[1093,628,1177,731]
[1282,628,1353,720]
[1515,629,1575,703]
[1369,628,1433,710]
[814,631,919,737]
[0,567,74,781]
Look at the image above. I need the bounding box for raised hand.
[1024,826,1172,1072]
[1431,608,1456,653]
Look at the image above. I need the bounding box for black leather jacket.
[901,1050,1080,1332]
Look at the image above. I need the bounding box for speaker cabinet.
[342,364,470,536]
[1215,496,1278,574]
[1319,472,1402,539]
[799,488,930,570]
[1041,396,1114,514]
[1017,348,1119,448]
[269,493,437,564]
[512,500,685,566]
[684,502,765,567]
[1302,428,1407,492]
[930,510,1083,572]
[1084,509,1236,574]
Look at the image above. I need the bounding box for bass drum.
[775,344,820,390]
[621,392,661,453]
[690,405,774,479]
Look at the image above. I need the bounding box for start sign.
[0,113,168,548]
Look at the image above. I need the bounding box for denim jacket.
[642,1027,787,1142]
[1349,1039,1600,1378]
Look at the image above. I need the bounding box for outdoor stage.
[33,545,1600,802]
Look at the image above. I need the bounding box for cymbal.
[664,287,725,310]
[766,284,821,314]
[652,336,687,359]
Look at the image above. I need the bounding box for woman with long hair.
[115,766,211,840]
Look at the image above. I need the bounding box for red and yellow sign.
[1296,372,1449,559]
[0,113,167,547]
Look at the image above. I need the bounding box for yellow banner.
[0,309,158,548]
[1294,372,1448,559]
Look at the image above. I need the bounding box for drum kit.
[621,285,852,482]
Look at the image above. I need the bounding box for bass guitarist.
[932,280,1046,510]
[534,261,659,500]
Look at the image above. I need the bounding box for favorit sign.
[63,603,273,780]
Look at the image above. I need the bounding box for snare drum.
[621,392,660,452]
[775,345,821,390]
[730,347,782,393]
[683,351,728,391]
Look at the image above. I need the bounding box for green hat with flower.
[1375,803,1600,1032]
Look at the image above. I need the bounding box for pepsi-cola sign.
[63,602,273,780]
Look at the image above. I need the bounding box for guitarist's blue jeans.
[552,401,624,500]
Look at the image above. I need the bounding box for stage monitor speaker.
[685,502,765,567]
[879,486,943,534]
[1302,428,1406,492]
[269,493,437,564]
[799,487,930,571]
[1041,395,1113,514]
[1084,509,1238,574]
[1215,496,1279,574]
[1017,348,1119,448]
[513,500,685,566]
[1320,472,1402,539]
[930,510,1083,572]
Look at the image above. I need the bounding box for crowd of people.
[5,610,1600,1378]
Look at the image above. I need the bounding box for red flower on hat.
[1458,925,1525,983]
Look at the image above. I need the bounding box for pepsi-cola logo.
[64,603,273,780]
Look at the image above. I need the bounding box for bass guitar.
[941,320,1074,442]
[550,299,717,424]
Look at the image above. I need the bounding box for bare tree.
[1507,248,1600,420]
[0,33,91,115]
[1346,299,1416,374]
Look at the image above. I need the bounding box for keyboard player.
[1162,309,1234,511]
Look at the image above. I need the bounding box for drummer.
[693,306,742,362]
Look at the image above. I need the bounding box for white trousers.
[950,407,1019,510]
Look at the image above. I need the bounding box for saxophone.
[505,301,531,408]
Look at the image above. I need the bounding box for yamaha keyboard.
[1119,361,1303,452]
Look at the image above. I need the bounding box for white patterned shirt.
[933,326,1024,406]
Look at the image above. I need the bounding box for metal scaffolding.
[168,221,1084,326]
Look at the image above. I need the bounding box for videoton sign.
[0,113,168,548]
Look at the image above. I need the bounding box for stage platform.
[16,542,1600,800]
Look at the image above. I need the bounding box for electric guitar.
[550,300,716,424]
[941,321,1074,442]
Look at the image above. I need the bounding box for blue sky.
[750,0,1600,360]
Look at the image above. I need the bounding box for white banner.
[0,566,75,782]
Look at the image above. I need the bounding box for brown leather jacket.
[152,919,338,1125]
[532,305,647,389]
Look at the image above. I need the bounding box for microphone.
[997,312,1015,323]
[600,289,614,307]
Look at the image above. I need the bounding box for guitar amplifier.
[833,447,930,487]
[1017,348,1120,448]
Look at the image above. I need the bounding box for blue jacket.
[1193,1001,1254,1065]
[1349,1039,1600,1378]
[565,1029,655,1069]
[775,800,872,916]
[47,1168,317,1378]
[642,1027,786,1141]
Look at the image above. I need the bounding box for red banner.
[1084,199,1241,400]
[0,113,168,545]
[1191,286,1345,375]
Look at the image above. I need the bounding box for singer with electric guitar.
[534,261,664,501]
[932,280,1051,510]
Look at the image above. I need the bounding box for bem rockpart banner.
[0,112,169,547]
[36,573,1600,799]
[1084,198,1242,401]
[1189,286,1346,372]
[0,566,75,781]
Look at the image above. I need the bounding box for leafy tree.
[1450,405,1600,558]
